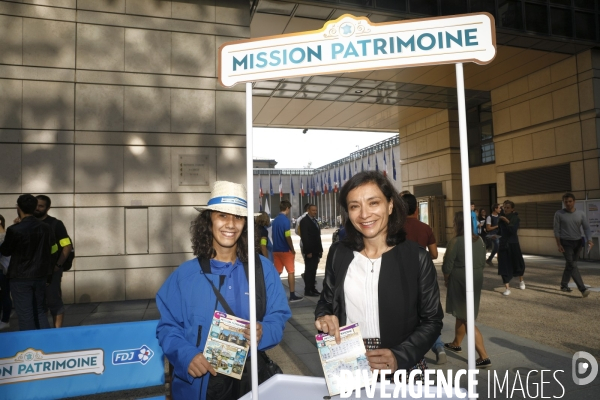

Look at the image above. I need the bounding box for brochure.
[315,323,372,396]
[204,311,250,380]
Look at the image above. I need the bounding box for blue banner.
[0,320,164,400]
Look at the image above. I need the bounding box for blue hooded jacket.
[156,255,291,399]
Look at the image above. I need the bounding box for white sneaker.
[502,289,511,296]
[0,321,9,330]
[519,281,526,290]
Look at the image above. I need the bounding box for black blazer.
[315,240,443,370]
[299,216,323,256]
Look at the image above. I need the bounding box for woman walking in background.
[497,200,526,295]
[442,211,491,368]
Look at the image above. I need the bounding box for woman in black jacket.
[314,172,443,377]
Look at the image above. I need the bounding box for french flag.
[278,174,283,199]
[383,151,388,177]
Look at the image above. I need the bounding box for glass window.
[376,0,407,11]
[480,110,493,122]
[467,104,495,167]
[471,0,497,16]
[575,12,596,39]
[481,122,493,141]
[574,0,596,10]
[482,143,496,164]
[551,7,573,37]
[550,0,571,5]
[441,0,468,15]
[525,3,549,34]
[409,0,438,15]
[499,0,523,29]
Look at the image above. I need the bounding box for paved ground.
[3,229,599,399]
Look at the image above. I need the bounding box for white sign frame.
[219,13,497,400]
[219,13,495,87]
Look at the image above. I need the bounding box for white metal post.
[245,82,259,399]
[455,63,477,388]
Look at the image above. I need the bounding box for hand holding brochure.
[204,311,250,380]
[315,323,372,396]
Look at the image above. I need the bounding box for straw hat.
[194,181,250,217]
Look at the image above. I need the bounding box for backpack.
[62,244,75,271]
[48,218,75,271]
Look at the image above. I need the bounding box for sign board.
[219,12,498,397]
[219,13,496,87]
[0,321,164,400]
[179,154,209,186]
[586,200,600,238]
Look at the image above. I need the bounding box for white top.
[344,251,381,339]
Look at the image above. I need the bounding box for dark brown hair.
[562,192,575,201]
[254,212,270,254]
[190,210,248,262]
[339,171,406,251]
[279,200,291,212]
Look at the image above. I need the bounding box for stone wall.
[398,50,600,257]
[0,0,250,303]
[492,50,600,256]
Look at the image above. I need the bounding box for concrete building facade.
[2,0,600,305]
[0,0,250,303]
[399,52,600,258]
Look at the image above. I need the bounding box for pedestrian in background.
[497,201,525,296]
[442,211,491,368]
[255,211,274,263]
[401,193,445,365]
[478,208,487,241]
[0,214,12,330]
[0,194,57,330]
[272,200,303,302]
[553,193,593,297]
[485,204,501,267]
[470,202,478,236]
[35,195,73,328]
[299,204,322,297]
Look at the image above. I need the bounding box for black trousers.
[560,239,586,292]
[303,255,319,292]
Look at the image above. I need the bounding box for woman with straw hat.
[156,181,291,400]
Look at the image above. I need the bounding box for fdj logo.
[112,345,154,366]
[572,351,598,385]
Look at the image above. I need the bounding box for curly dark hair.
[253,212,270,255]
[190,210,249,262]
[338,171,406,251]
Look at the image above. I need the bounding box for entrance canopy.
[219,13,496,399]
